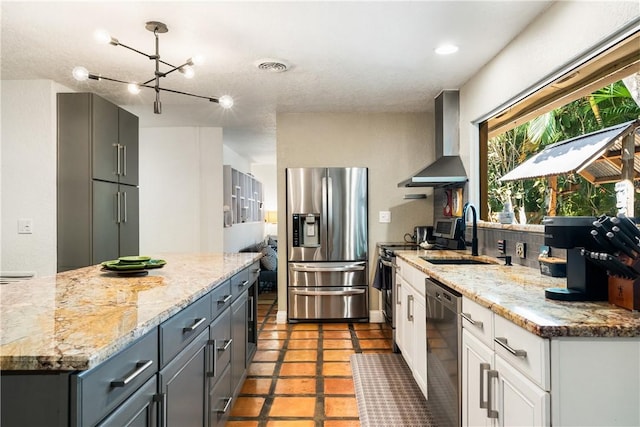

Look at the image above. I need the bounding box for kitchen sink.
[420,257,493,265]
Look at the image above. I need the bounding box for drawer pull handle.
[487,369,499,419]
[253,268,261,273]
[183,317,206,333]
[217,338,233,352]
[479,363,490,409]
[217,397,233,413]
[111,360,153,387]
[218,294,232,304]
[239,280,249,288]
[494,337,527,358]
[460,312,483,328]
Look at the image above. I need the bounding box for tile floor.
[227,292,394,427]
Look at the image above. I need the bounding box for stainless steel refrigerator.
[286,167,369,322]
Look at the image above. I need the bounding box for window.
[479,27,640,222]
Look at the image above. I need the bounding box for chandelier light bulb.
[127,83,141,94]
[218,95,234,109]
[72,66,90,81]
[94,29,112,44]
[190,55,205,66]
[180,66,195,79]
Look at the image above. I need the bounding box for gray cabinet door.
[159,328,208,427]
[97,376,157,427]
[230,292,247,397]
[118,108,139,186]
[92,180,120,264]
[119,184,139,258]
[91,94,119,183]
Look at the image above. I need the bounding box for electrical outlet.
[497,239,506,254]
[515,242,526,259]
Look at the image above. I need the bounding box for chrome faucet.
[462,202,479,256]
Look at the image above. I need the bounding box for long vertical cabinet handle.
[114,144,121,176]
[486,369,499,419]
[479,363,490,409]
[122,145,127,177]
[123,191,128,223]
[116,192,122,224]
[407,295,414,321]
[249,296,254,322]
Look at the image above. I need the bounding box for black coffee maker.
[542,216,608,301]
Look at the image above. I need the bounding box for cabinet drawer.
[230,268,250,299]
[73,330,158,427]
[211,280,232,319]
[160,294,211,367]
[461,297,493,347]
[97,375,157,427]
[209,308,232,382]
[494,315,550,390]
[209,364,232,427]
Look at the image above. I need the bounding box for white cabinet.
[461,296,550,427]
[223,165,263,226]
[395,259,428,397]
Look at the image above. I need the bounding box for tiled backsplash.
[465,222,566,269]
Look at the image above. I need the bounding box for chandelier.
[72,21,233,114]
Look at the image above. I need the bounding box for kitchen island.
[395,249,640,427]
[0,252,262,426]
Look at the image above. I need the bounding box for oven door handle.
[380,259,398,269]
[291,289,366,297]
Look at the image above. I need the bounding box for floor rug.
[350,353,437,427]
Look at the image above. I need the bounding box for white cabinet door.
[412,290,427,397]
[395,271,407,355]
[494,355,550,427]
[462,329,494,427]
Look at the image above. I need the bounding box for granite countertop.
[396,249,640,338]
[0,252,261,371]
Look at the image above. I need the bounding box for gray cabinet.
[57,92,140,271]
[159,328,208,427]
[230,292,248,398]
[97,376,158,427]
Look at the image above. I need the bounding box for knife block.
[608,255,640,311]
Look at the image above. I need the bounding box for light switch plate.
[379,211,391,223]
[18,218,33,234]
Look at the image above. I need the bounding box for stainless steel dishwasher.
[426,277,461,427]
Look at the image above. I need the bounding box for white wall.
[252,163,278,237]
[459,1,640,205]
[139,127,224,255]
[276,112,434,314]
[1,80,68,277]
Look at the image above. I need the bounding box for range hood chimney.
[398,90,468,188]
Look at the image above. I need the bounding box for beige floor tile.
[247,362,276,376]
[240,378,273,395]
[252,350,281,362]
[267,421,315,427]
[279,362,317,377]
[323,349,355,362]
[325,396,359,417]
[322,362,352,376]
[323,331,352,339]
[269,397,316,417]
[323,339,353,349]
[324,377,355,395]
[230,396,265,417]
[258,339,285,350]
[324,420,361,427]
[291,330,320,339]
[287,339,318,349]
[284,349,318,362]
[274,377,317,395]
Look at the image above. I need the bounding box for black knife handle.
[605,231,637,259]
[613,215,640,240]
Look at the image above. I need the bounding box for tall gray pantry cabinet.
[57,92,139,272]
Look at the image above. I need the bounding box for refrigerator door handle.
[291,289,366,297]
[326,175,333,254]
[290,263,366,272]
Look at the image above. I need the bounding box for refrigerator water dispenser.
[292,213,321,247]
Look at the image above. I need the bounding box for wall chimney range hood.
[398,90,468,188]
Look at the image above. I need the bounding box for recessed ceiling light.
[435,44,459,55]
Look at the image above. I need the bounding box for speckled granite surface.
[0,253,261,371]
[397,250,640,338]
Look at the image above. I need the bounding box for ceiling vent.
[256,59,289,73]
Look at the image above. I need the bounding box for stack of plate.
[101,256,166,276]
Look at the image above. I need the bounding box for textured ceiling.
[1,1,553,164]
